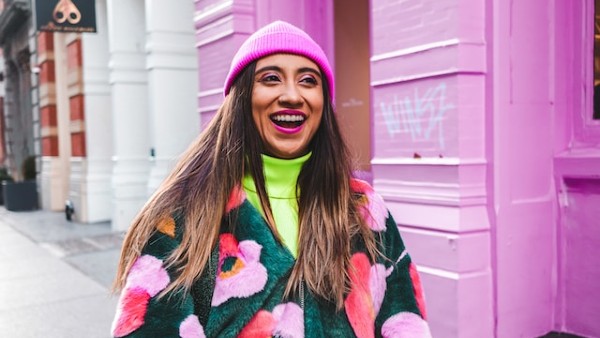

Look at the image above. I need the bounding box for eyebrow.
[255,65,322,78]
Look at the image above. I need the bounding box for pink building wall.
[493,0,555,335]
[552,1,600,337]
[496,0,600,336]
[194,0,600,337]
[371,0,492,336]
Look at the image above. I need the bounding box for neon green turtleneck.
[242,152,311,258]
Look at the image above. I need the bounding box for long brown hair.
[113,60,377,309]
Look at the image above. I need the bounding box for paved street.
[0,207,123,337]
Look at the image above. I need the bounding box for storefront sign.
[36,0,97,33]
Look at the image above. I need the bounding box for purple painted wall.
[493,0,556,335]
[194,0,600,337]
[558,177,600,336]
[552,1,600,337]
[371,0,492,337]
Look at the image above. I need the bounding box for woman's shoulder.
[349,178,376,195]
[141,211,186,259]
[350,178,389,232]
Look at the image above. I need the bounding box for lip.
[270,110,306,135]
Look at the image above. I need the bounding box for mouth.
[270,111,306,133]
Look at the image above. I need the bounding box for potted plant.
[2,156,38,211]
[0,167,14,205]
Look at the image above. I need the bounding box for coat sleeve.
[111,215,207,338]
[374,211,432,338]
[348,178,431,337]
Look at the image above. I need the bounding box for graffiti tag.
[379,83,454,149]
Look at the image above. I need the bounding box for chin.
[269,149,304,159]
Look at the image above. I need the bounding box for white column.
[145,0,199,194]
[40,33,71,212]
[68,0,113,223]
[107,0,150,231]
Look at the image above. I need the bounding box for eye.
[259,74,281,83]
[300,75,318,85]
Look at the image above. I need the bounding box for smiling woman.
[251,54,324,159]
[111,20,431,338]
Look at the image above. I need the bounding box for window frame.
[575,0,600,145]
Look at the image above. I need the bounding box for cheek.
[311,110,324,131]
[251,113,267,145]
[309,96,324,124]
[251,110,261,129]
[251,104,266,132]
[251,92,271,124]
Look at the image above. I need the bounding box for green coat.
[111,179,431,338]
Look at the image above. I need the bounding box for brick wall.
[67,37,85,157]
[38,31,59,156]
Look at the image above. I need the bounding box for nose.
[278,82,303,107]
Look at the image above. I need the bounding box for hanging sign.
[36,0,97,33]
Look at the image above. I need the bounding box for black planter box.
[2,181,38,211]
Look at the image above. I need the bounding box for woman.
[111,21,431,338]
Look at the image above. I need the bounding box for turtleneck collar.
[243,152,311,199]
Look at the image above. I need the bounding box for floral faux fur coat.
[111,179,431,337]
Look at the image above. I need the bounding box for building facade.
[0,0,36,179]
[193,0,599,337]
[106,0,199,230]
[2,0,199,228]
[0,0,598,336]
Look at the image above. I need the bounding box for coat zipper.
[299,278,305,310]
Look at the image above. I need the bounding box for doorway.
[334,0,372,175]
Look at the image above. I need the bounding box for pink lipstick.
[270,110,306,134]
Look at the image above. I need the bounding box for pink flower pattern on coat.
[350,179,387,231]
[239,302,304,338]
[112,255,170,337]
[370,263,392,315]
[211,233,268,306]
[381,312,432,338]
[226,185,246,213]
[179,314,206,338]
[409,263,428,319]
[345,252,390,338]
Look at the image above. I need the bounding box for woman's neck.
[243,152,311,198]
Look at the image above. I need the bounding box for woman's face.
[252,53,324,159]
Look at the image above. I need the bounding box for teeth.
[271,115,305,122]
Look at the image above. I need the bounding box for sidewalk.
[0,207,124,337]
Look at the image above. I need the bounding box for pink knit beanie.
[223,20,334,100]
